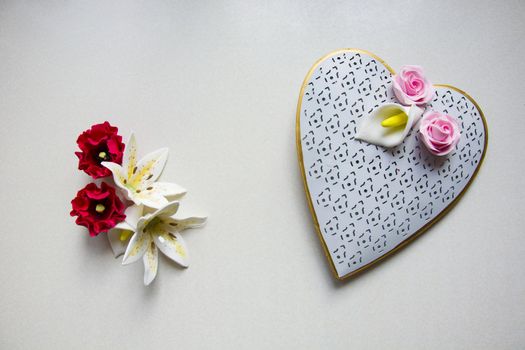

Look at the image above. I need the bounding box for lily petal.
[122,230,151,265]
[137,192,169,209]
[153,230,189,267]
[143,241,158,286]
[134,201,179,231]
[152,201,180,220]
[124,204,143,229]
[129,148,168,189]
[164,216,207,232]
[101,162,130,197]
[123,133,138,180]
[149,182,186,198]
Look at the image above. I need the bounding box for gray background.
[0,1,523,349]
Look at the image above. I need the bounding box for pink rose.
[393,65,434,105]
[419,111,461,156]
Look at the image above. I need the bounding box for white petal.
[107,224,133,258]
[101,162,129,197]
[123,133,138,180]
[133,182,185,208]
[122,230,152,265]
[164,216,207,232]
[149,182,186,198]
[153,231,189,267]
[114,221,134,231]
[137,192,169,209]
[134,201,179,233]
[128,148,168,188]
[143,241,158,286]
[124,204,143,229]
[355,103,423,148]
[151,201,180,220]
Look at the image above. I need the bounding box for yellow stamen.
[95,204,105,213]
[120,230,132,241]
[381,112,408,128]
[98,151,107,159]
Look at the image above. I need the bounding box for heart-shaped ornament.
[296,49,488,280]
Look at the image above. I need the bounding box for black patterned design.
[299,51,486,278]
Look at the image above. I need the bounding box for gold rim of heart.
[296,48,489,281]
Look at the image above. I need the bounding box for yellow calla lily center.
[119,230,133,241]
[381,112,408,128]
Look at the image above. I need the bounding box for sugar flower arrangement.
[70,122,206,285]
[356,65,461,155]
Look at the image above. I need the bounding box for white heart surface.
[297,49,488,280]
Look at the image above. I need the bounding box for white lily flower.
[102,133,186,209]
[110,201,207,285]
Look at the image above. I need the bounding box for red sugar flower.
[70,182,126,237]
[75,121,125,179]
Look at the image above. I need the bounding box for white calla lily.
[107,204,144,258]
[102,133,186,209]
[355,103,424,148]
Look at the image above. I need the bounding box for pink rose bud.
[419,111,461,156]
[392,65,434,105]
